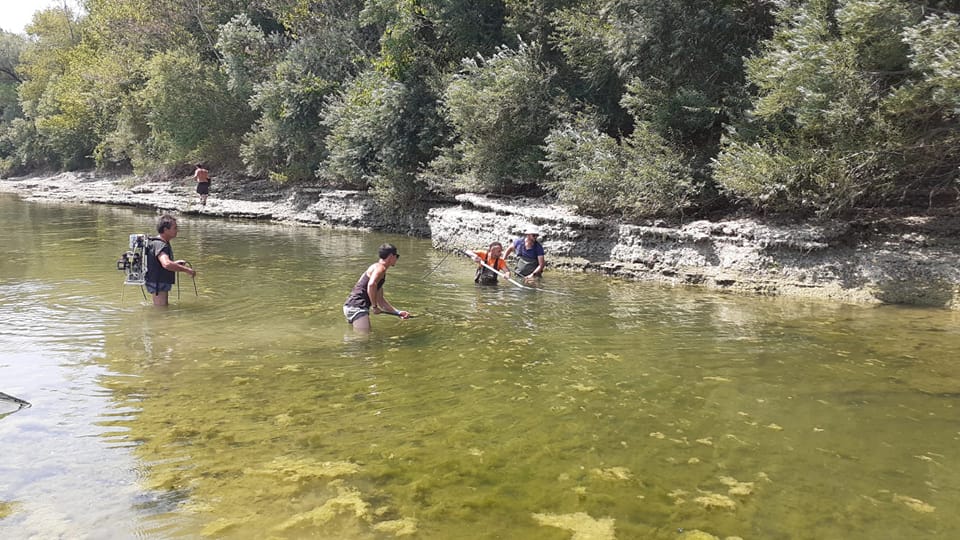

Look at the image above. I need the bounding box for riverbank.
[3,171,960,308]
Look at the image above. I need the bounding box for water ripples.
[0,281,115,357]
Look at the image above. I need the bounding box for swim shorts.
[146,282,173,294]
[343,305,370,324]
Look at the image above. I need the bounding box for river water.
[1,193,959,539]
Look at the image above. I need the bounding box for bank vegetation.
[1,0,958,222]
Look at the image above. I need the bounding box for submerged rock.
[532,511,616,540]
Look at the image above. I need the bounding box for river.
[1,193,959,539]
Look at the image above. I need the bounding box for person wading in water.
[343,243,411,331]
[503,224,546,281]
[145,214,196,306]
[466,241,511,285]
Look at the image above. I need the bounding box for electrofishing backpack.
[116,234,148,285]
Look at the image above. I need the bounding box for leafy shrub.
[241,25,369,183]
[432,40,561,193]
[139,49,250,168]
[714,0,959,215]
[543,111,697,219]
[321,69,435,208]
[0,117,56,175]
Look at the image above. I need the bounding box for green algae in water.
[0,501,16,520]
[532,511,616,540]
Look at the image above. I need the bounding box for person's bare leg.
[152,291,169,306]
[351,314,371,332]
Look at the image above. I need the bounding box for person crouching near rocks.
[343,243,411,331]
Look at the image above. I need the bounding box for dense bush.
[321,69,437,208]
[715,1,960,215]
[432,40,561,194]
[543,111,697,219]
[1,0,957,219]
[139,49,251,168]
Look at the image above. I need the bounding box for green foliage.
[712,138,876,215]
[18,7,83,119]
[83,0,231,59]
[320,68,438,207]
[433,40,560,193]
[239,0,376,183]
[552,0,774,143]
[882,12,960,196]
[241,1,376,183]
[543,110,697,219]
[20,24,107,170]
[0,32,26,122]
[0,117,56,176]
[0,31,25,83]
[216,14,276,98]
[504,0,578,45]
[2,0,957,220]
[716,0,959,215]
[139,48,251,168]
[362,0,507,81]
[97,99,151,172]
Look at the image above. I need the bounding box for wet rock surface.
[4,172,959,308]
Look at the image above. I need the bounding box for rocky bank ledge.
[4,171,960,309]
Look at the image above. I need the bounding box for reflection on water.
[2,194,960,539]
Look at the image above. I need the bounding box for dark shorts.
[146,282,173,294]
[196,182,210,195]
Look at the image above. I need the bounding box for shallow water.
[1,193,959,539]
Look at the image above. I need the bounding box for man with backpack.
[145,214,196,306]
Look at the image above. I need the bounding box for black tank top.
[344,270,385,308]
[146,237,176,285]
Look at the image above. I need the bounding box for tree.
[432,40,561,193]
[0,32,26,123]
[321,68,439,208]
[239,1,377,182]
[714,0,959,215]
[543,96,697,220]
[551,0,774,145]
[139,48,251,168]
[14,6,96,169]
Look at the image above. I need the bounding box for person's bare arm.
[533,255,545,276]
[158,252,196,276]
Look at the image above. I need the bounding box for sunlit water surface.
[1,193,959,539]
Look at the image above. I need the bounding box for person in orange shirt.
[193,163,211,206]
[465,241,511,285]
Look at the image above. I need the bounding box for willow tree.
[431,40,562,194]
[714,0,960,215]
[14,6,94,169]
[319,0,511,204]
[237,1,376,183]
